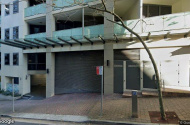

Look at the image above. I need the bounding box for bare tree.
[36,0,166,120]
[87,0,166,120]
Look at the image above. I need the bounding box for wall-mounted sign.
[96,66,103,75]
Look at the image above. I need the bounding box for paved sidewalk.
[0,93,190,124]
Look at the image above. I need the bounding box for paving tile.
[0,94,190,123]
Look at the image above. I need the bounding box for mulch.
[149,111,180,124]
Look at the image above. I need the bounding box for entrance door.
[160,60,178,86]
[114,61,124,93]
[143,61,157,89]
[126,60,140,90]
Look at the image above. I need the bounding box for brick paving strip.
[0,94,190,124]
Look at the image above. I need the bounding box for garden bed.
[0,94,22,101]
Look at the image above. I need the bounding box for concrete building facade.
[0,0,190,98]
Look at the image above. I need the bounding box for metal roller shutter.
[55,51,104,94]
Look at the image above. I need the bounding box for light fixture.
[107,60,109,66]
[47,69,49,74]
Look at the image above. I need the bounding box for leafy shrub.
[0,89,4,94]
[0,89,21,97]
[2,91,12,96]
[0,83,21,97]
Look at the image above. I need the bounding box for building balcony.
[114,12,190,36]
[53,24,104,39]
[25,3,46,18]
[25,32,46,39]
[53,0,97,10]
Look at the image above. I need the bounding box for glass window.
[13,27,19,39]
[28,53,46,70]
[13,0,19,13]
[38,53,46,63]
[5,29,10,40]
[143,4,172,17]
[13,53,19,65]
[28,54,37,64]
[5,4,10,16]
[160,6,172,15]
[143,5,148,18]
[5,53,10,65]
[148,5,159,17]
[14,77,19,84]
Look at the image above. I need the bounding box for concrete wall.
[140,47,190,90]
[115,0,141,20]
[0,0,30,95]
[125,0,141,20]
[172,0,190,13]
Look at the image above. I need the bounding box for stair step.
[123,89,190,97]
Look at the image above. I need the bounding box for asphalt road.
[2,122,45,125]
[1,122,95,125]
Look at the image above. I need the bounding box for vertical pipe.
[140,0,143,19]
[101,66,104,116]
[140,0,143,33]
[13,80,15,112]
[82,7,85,37]
[123,61,126,92]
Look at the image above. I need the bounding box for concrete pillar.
[46,0,55,98]
[46,0,55,37]
[46,52,55,98]
[103,0,114,94]
[1,76,11,90]
[139,0,143,19]
[20,54,31,95]
[104,43,114,94]
[104,0,114,38]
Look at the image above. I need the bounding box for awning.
[0,34,109,50]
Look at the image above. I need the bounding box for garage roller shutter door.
[55,51,104,94]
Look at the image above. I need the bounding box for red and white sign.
[96,66,103,75]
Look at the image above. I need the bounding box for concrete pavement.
[0,93,190,124]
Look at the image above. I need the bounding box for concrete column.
[103,0,114,94]
[46,0,55,98]
[46,52,55,98]
[20,53,31,95]
[46,0,56,37]
[104,0,114,38]
[139,0,143,19]
[1,76,11,90]
[104,43,114,94]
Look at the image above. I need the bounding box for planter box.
[0,94,21,101]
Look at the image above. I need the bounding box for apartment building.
[0,0,190,98]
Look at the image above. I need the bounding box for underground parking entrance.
[30,74,46,99]
[28,53,46,99]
